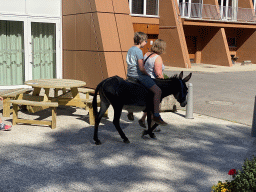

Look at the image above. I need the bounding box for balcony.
[179,3,256,23]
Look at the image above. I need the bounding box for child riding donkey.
[126,32,167,125]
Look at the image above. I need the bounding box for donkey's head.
[173,71,192,107]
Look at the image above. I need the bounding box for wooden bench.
[9,100,58,129]
[79,88,108,125]
[0,88,32,117]
[80,97,100,125]
[78,88,95,99]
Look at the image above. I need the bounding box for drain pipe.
[251,96,256,137]
[185,83,194,119]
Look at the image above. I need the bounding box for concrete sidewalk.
[0,104,255,192]
[165,63,256,73]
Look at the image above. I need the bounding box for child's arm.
[138,59,150,76]
[0,97,3,101]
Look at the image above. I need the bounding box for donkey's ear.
[179,71,183,79]
[183,73,192,82]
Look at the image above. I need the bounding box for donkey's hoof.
[149,133,156,138]
[142,130,148,137]
[95,140,102,145]
[123,139,130,144]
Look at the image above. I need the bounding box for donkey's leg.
[113,106,130,144]
[94,101,110,145]
[142,111,156,138]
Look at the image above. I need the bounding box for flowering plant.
[212,156,256,191]
[211,169,236,192]
[228,169,237,177]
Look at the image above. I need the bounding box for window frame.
[129,0,160,18]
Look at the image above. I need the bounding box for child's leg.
[149,84,161,114]
[149,85,167,126]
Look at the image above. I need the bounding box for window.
[129,0,159,16]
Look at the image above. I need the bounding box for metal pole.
[251,96,256,137]
[186,83,194,119]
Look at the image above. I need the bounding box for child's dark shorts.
[138,74,155,89]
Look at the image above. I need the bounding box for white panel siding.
[26,0,61,17]
[0,0,61,18]
[0,0,26,15]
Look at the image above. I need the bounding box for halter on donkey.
[92,71,192,145]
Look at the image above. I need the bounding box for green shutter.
[0,20,24,86]
[31,22,56,80]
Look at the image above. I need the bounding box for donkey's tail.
[93,81,103,120]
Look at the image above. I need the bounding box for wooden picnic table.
[8,79,101,128]
[24,79,87,112]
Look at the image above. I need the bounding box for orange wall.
[238,0,253,8]
[159,0,191,68]
[236,29,256,63]
[204,0,218,5]
[62,0,133,88]
[201,28,232,66]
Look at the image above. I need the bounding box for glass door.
[31,22,56,79]
[0,20,24,86]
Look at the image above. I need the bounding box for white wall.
[0,0,61,17]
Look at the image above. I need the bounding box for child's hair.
[151,39,166,55]
[134,32,148,45]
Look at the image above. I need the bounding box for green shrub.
[232,156,256,191]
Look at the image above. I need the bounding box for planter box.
[160,95,180,112]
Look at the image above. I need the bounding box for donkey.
[92,71,192,145]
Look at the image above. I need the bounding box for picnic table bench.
[0,88,32,117]
[78,88,108,124]
[10,100,58,129]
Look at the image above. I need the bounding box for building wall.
[236,29,256,63]
[0,0,61,17]
[238,0,253,8]
[62,0,134,88]
[159,0,191,68]
[201,28,232,66]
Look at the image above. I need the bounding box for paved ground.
[165,63,256,126]
[0,102,255,191]
[0,64,256,192]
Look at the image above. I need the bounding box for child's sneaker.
[0,123,12,131]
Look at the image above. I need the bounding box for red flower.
[228,169,237,175]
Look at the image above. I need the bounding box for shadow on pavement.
[0,109,255,192]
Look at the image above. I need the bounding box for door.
[31,22,56,79]
[0,20,24,86]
